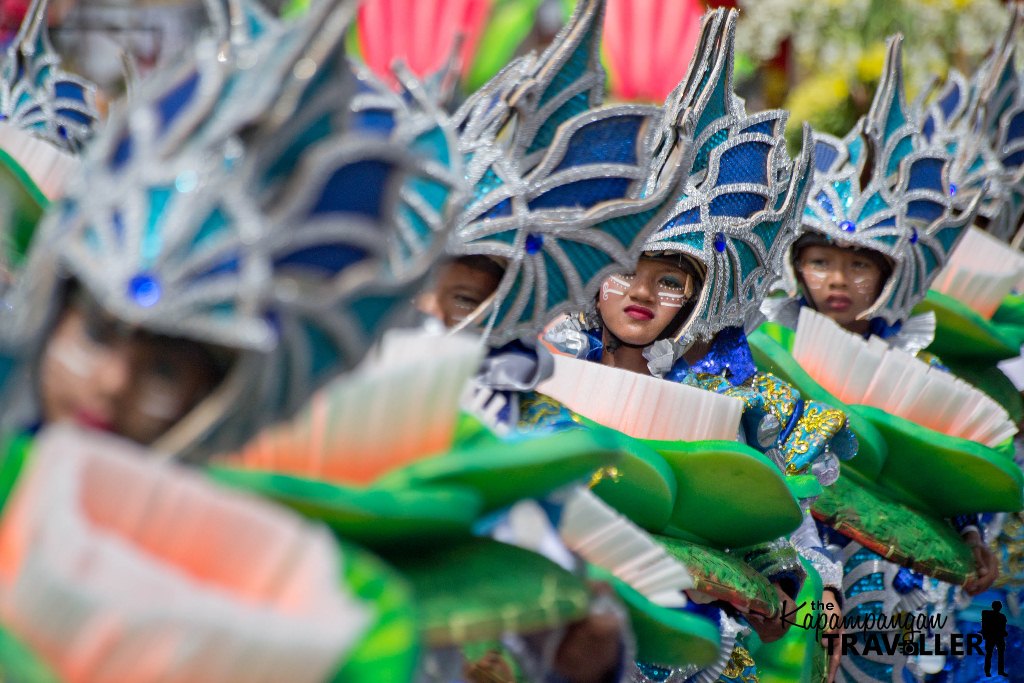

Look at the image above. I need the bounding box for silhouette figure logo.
[981,600,1009,677]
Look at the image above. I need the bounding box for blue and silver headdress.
[973,5,1024,244]
[0,0,98,153]
[916,70,1003,228]
[202,0,278,49]
[451,0,689,344]
[0,0,100,205]
[0,0,103,336]
[642,8,813,344]
[0,0,462,460]
[800,36,978,325]
[350,64,464,274]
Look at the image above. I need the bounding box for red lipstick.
[74,409,114,432]
[825,295,852,312]
[624,304,655,321]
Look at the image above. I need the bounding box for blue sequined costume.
[763,33,994,683]
[543,9,860,680]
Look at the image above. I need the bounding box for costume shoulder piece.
[801,35,979,325]
[886,310,937,355]
[642,8,813,344]
[450,0,690,345]
[1,0,462,459]
[760,295,801,331]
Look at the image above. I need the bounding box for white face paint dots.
[47,334,103,379]
[603,271,696,307]
[602,275,630,300]
[595,257,703,349]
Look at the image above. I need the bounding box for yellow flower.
[826,74,849,101]
[786,73,850,124]
[784,71,856,143]
[856,42,888,83]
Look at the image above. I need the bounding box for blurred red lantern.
[603,0,704,102]
[357,0,492,88]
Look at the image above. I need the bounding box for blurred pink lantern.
[603,0,704,102]
[358,0,493,88]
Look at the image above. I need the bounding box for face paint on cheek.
[799,272,829,304]
[657,291,686,309]
[602,275,630,301]
[850,276,880,296]
[135,390,185,422]
[654,273,694,309]
[450,303,473,324]
[447,302,475,326]
[47,336,102,379]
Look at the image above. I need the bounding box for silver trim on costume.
[801,36,980,326]
[0,0,462,461]
[0,0,99,153]
[640,10,814,348]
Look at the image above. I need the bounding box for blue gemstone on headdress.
[840,220,856,232]
[910,228,918,244]
[949,183,958,197]
[525,233,544,254]
[714,233,726,253]
[128,274,162,308]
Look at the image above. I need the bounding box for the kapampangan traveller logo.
[775,596,1011,673]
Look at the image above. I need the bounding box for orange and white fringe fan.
[537,353,744,441]
[559,487,692,607]
[793,307,1017,446]
[0,123,79,200]
[932,226,1024,318]
[233,329,485,484]
[0,425,372,683]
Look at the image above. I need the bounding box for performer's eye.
[82,316,118,346]
[659,276,685,291]
[452,294,480,311]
